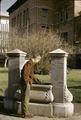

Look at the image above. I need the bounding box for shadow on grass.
[69,86,81,89]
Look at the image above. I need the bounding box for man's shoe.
[21,114,25,118]
[24,113,33,118]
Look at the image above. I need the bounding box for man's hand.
[29,79,32,85]
[33,78,41,84]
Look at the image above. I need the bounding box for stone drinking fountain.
[4,49,74,117]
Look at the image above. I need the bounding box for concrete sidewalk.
[0,114,81,120]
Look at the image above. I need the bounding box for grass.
[35,74,50,83]
[0,68,81,103]
[67,69,81,87]
[36,69,81,103]
[0,67,8,96]
[67,69,81,103]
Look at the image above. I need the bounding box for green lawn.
[67,69,81,103]
[0,68,81,103]
[36,69,81,103]
[67,69,81,87]
[0,67,8,96]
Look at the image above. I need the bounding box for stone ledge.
[54,103,74,117]
[14,101,53,117]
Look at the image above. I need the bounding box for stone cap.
[7,49,27,57]
[49,49,68,57]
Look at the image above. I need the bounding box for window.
[25,8,29,27]
[41,8,48,25]
[23,10,26,27]
[65,8,68,20]
[12,17,16,28]
[23,9,29,27]
[17,14,19,27]
[59,7,68,23]
[20,13,22,27]
[61,32,68,42]
[16,13,22,31]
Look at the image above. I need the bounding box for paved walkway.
[0,113,81,120]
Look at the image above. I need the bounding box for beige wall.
[74,1,81,17]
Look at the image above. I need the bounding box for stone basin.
[4,83,54,112]
[30,84,54,103]
[15,84,54,103]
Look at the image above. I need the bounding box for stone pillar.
[50,49,74,117]
[7,49,27,98]
[4,49,26,110]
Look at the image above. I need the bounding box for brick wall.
[9,0,74,43]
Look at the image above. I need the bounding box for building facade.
[7,0,81,45]
[7,0,55,34]
[0,0,9,53]
[0,13,9,53]
[74,1,81,45]
[54,0,74,44]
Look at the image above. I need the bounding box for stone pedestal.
[14,102,53,117]
[50,49,74,117]
[54,103,74,117]
[4,49,26,110]
[7,49,26,98]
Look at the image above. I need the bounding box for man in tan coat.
[21,55,41,118]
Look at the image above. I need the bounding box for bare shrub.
[8,30,74,74]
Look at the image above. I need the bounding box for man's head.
[31,54,41,64]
